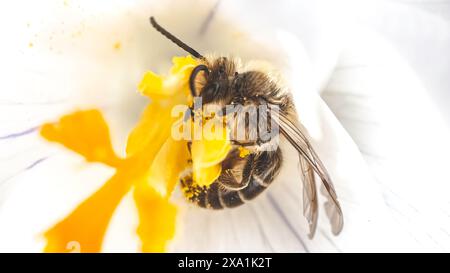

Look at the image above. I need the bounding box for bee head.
[189,57,243,105]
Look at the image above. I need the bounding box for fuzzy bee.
[150,17,343,237]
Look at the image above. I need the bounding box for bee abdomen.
[199,174,273,209]
[181,181,243,209]
[182,148,282,209]
[239,175,271,201]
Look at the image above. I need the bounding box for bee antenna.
[149,17,204,59]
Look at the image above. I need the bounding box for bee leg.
[216,150,282,208]
[219,170,250,190]
[187,141,192,154]
[186,142,193,164]
[239,148,282,200]
[218,154,254,191]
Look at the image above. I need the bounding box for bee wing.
[299,154,319,238]
[275,113,344,236]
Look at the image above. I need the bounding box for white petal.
[2,0,440,252]
[323,20,450,251]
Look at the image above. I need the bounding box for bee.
[150,17,343,237]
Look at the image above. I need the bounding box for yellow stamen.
[40,56,232,252]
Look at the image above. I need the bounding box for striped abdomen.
[181,148,282,209]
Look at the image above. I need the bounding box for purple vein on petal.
[267,193,309,253]
[0,156,49,186]
[25,156,48,170]
[198,0,221,36]
[0,126,38,140]
[249,204,275,252]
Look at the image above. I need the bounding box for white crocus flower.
[0,0,449,252]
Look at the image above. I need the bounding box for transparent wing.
[299,155,318,238]
[275,111,344,236]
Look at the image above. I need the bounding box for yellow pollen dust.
[40,55,232,252]
[238,146,251,158]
